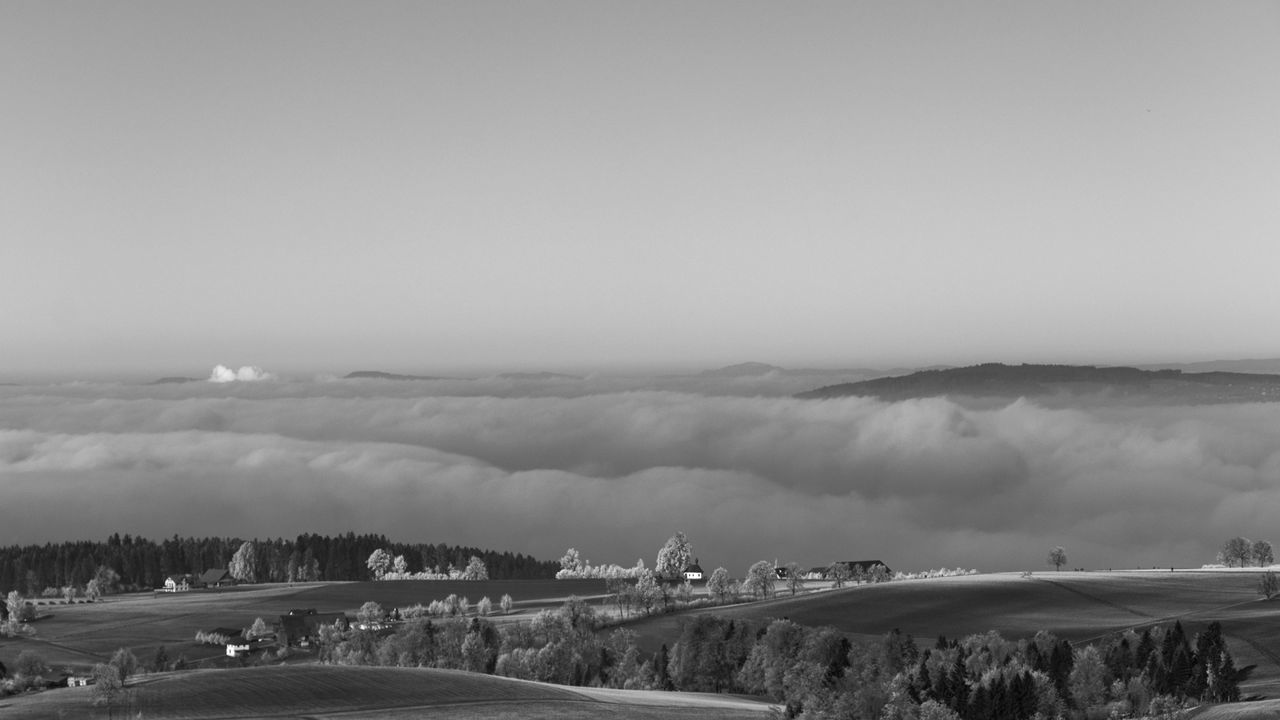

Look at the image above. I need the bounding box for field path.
[1228,635,1280,674]
[1031,576,1154,619]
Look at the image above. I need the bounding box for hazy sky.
[3,2,1279,377]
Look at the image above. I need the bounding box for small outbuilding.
[682,563,704,581]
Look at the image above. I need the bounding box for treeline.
[658,617,1249,719]
[0,533,557,595]
[1218,537,1274,568]
[310,596,1249,720]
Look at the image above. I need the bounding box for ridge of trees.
[308,596,1249,720]
[0,533,558,595]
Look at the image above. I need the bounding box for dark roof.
[277,612,347,645]
[683,564,704,574]
[199,568,232,584]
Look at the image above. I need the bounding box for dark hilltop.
[797,363,1280,404]
[343,370,447,381]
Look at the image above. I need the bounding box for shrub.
[15,650,49,678]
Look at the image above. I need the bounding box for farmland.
[8,570,1280,717]
[621,570,1280,698]
[0,664,775,719]
[0,579,605,672]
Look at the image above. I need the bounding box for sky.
[3,2,1280,377]
[3,3,1280,575]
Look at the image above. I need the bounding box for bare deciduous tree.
[1047,546,1068,572]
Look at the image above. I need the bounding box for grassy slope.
[0,665,774,720]
[0,580,604,672]
[623,571,1280,697]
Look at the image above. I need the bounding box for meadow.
[8,570,1280,718]
[0,664,774,719]
[620,571,1280,697]
[0,579,606,672]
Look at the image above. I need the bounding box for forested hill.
[0,533,558,595]
[796,363,1280,403]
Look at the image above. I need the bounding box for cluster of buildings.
[679,560,891,582]
[160,569,236,592]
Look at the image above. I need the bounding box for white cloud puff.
[208,365,272,383]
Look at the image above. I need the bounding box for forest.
[0,533,558,596]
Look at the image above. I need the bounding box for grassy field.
[622,571,1280,698]
[0,579,605,674]
[0,665,775,719]
[9,571,1280,716]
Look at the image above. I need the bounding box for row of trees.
[555,549,649,579]
[660,617,1247,719]
[314,597,669,689]
[365,549,490,580]
[304,592,1247,719]
[0,533,557,595]
[1218,537,1274,568]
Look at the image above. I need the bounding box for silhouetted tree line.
[0,533,557,595]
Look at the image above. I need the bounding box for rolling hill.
[0,665,774,719]
[796,363,1280,403]
[621,571,1280,699]
[343,371,448,381]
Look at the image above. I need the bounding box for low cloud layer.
[1,380,1278,574]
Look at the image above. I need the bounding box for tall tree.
[229,541,258,583]
[463,555,489,580]
[655,532,694,580]
[783,562,806,595]
[1047,546,1068,572]
[743,561,775,599]
[90,663,123,710]
[829,561,852,588]
[1221,537,1252,568]
[1251,539,1274,567]
[366,549,391,579]
[706,567,732,603]
[1260,571,1279,600]
[108,647,138,684]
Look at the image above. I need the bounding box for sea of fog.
[2,370,1279,574]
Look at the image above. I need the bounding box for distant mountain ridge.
[495,372,583,381]
[699,361,887,378]
[150,376,200,385]
[797,363,1280,403]
[344,370,446,381]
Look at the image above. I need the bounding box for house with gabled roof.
[276,609,349,647]
[199,568,234,588]
[682,563,704,581]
